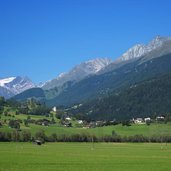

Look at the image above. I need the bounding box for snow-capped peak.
[58,72,66,78]
[117,35,171,62]
[42,57,112,90]
[0,76,35,98]
[0,77,16,87]
[118,44,146,62]
[80,57,113,73]
[147,35,171,51]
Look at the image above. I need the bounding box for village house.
[96,121,104,127]
[89,121,96,128]
[77,120,83,124]
[144,117,151,122]
[34,140,42,145]
[65,117,72,121]
[35,119,50,126]
[52,106,57,112]
[156,116,165,121]
[133,118,144,124]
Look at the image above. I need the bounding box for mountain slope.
[117,35,171,62]
[12,36,171,107]
[0,86,14,99]
[0,76,35,98]
[46,52,171,106]
[13,88,45,101]
[99,36,171,74]
[70,72,171,120]
[42,58,112,90]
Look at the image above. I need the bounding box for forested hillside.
[70,72,171,120]
[47,53,171,106]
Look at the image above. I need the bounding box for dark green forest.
[70,72,171,120]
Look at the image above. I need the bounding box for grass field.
[1,112,171,138]
[0,142,171,171]
[1,122,171,137]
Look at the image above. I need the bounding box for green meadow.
[1,121,171,137]
[1,109,171,138]
[0,142,171,171]
[22,122,171,137]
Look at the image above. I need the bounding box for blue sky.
[0,0,171,83]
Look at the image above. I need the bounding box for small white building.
[65,117,71,121]
[77,120,83,124]
[52,106,57,112]
[156,116,165,121]
[134,118,144,124]
[144,117,151,122]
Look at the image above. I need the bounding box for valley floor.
[0,142,171,171]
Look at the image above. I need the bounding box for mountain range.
[2,36,171,117]
[116,35,171,62]
[0,76,35,98]
[44,35,171,106]
[42,57,112,90]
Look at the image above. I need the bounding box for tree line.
[0,130,171,143]
[0,97,51,116]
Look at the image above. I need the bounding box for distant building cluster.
[132,116,165,124]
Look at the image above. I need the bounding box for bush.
[122,120,131,126]
[21,130,31,142]
[8,120,20,130]
[11,130,20,141]
[35,130,47,142]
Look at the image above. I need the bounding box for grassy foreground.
[0,143,171,171]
